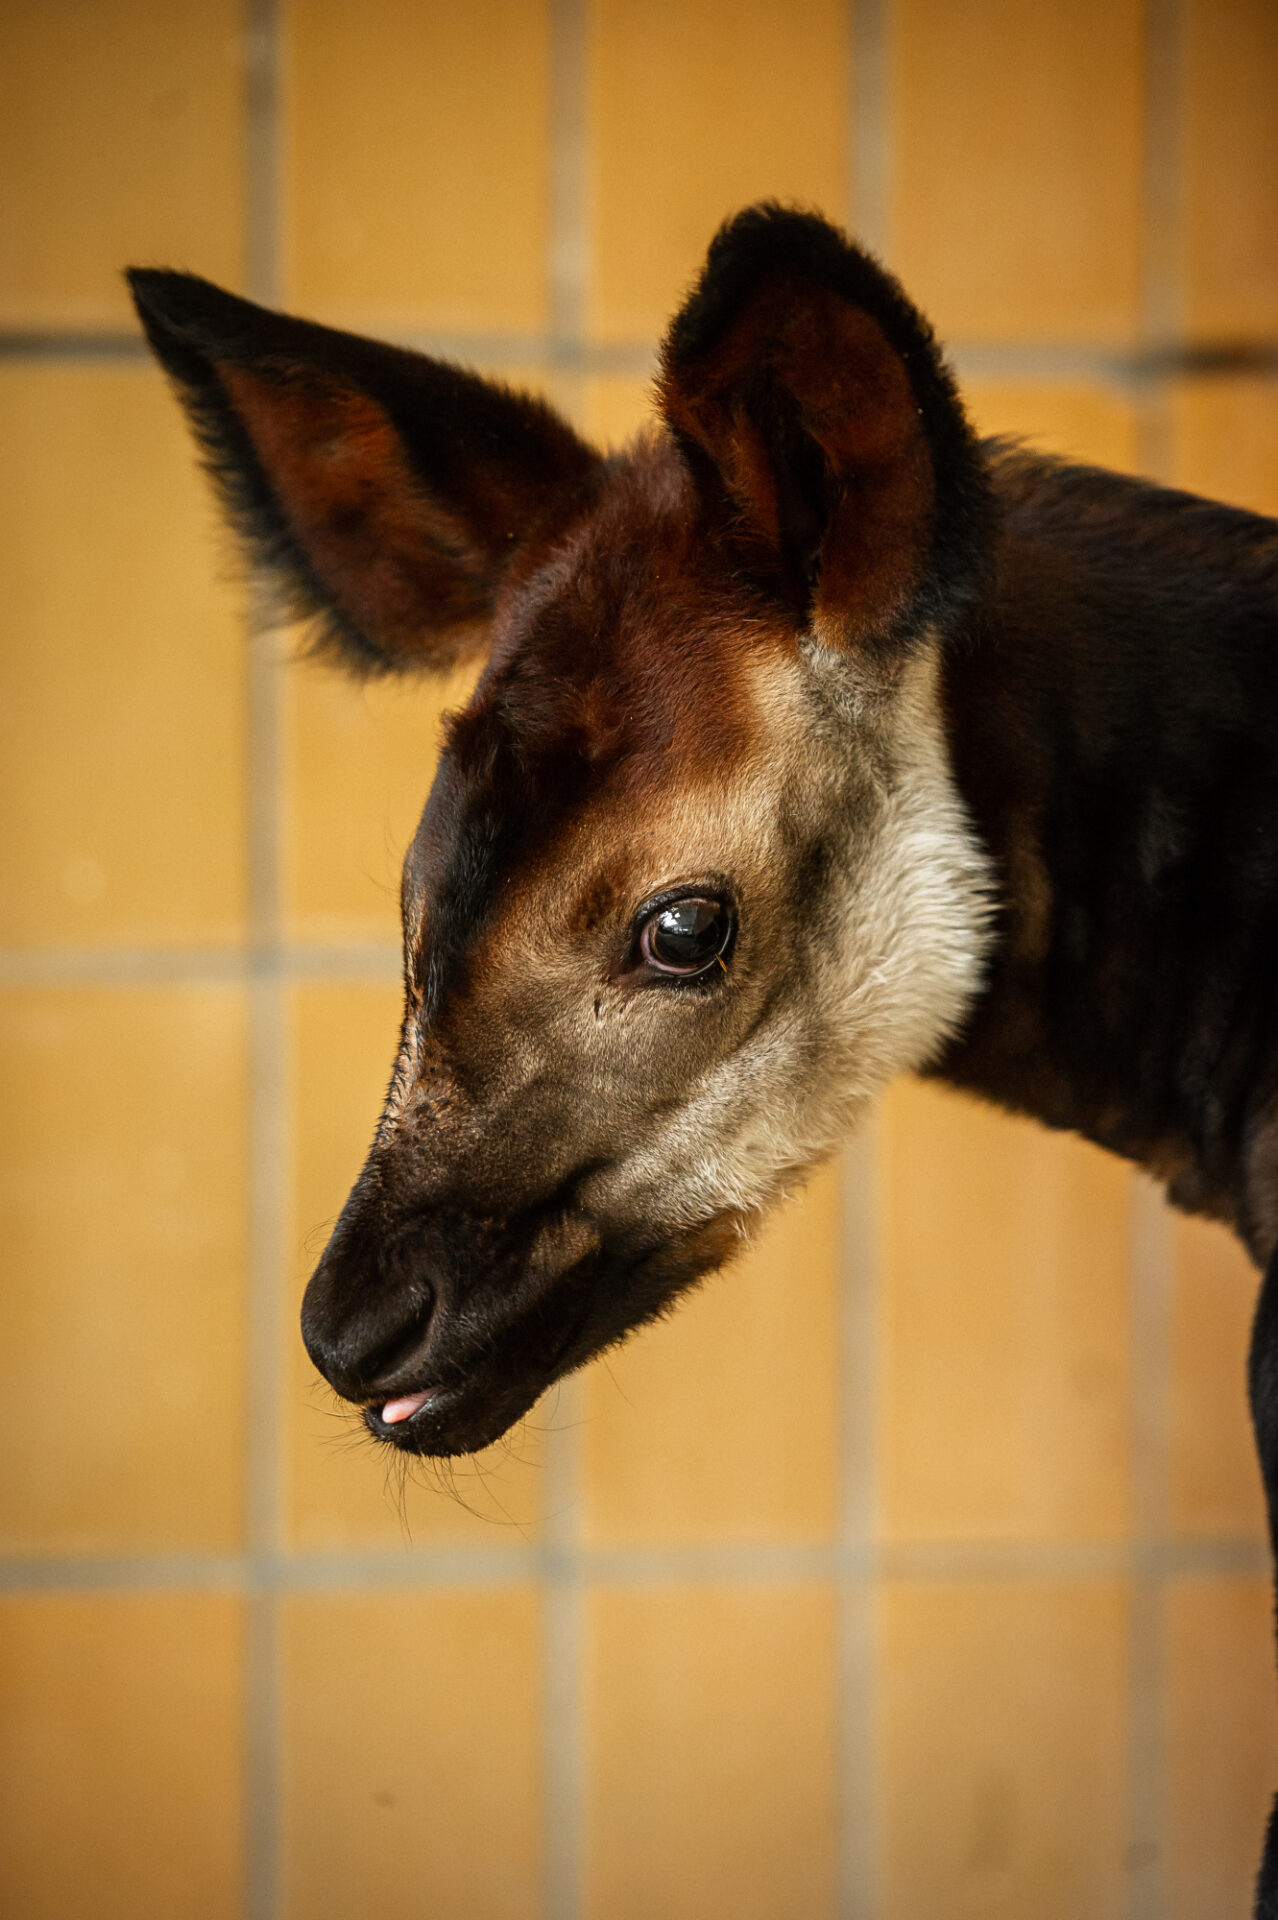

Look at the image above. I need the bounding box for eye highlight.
[637,895,734,978]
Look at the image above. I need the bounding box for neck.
[930,447,1278,1262]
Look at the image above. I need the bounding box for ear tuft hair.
[128,269,602,676]
[658,204,993,647]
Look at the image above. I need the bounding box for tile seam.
[243,5,286,1919]
[837,1120,883,1920]
[849,0,891,261]
[544,6,590,1918]
[3,329,1275,379]
[841,4,891,1906]
[1128,6,1184,1910]
[0,944,403,987]
[1142,0,1185,352]
[1128,1173,1176,1920]
[1135,0,1185,496]
[3,1534,1267,1593]
[0,334,151,359]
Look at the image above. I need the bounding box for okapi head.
[130,206,995,1456]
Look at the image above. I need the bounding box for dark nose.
[300,1204,435,1403]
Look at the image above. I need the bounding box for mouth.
[363,1379,453,1447]
[357,1280,599,1456]
[379,1387,438,1426]
[361,1360,558,1456]
[354,1247,660,1456]
[342,1215,748,1458]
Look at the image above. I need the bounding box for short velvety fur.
[131,204,1278,1915]
[128,266,602,672]
[659,205,994,644]
[937,447,1278,1259]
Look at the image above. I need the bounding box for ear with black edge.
[127,269,603,675]
[657,203,993,645]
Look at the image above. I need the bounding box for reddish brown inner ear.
[218,365,491,663]
[661,279,935,634]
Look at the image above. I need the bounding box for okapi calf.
[132,205,1278,1907]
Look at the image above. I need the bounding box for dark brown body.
[940,447,1278,1261]
[128,205,1278,1916]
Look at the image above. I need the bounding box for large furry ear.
[127,271,603,675]
[658,204,992,646]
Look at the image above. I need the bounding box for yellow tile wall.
[1181,0,1278,342]
[1170,377,1278,516]
[879,1581,1130,1919]
[282,1590,542,1920]
[581,1164,841,1545]
[588,0,848,341]
[285,653,479,944]
[880,1079,1132,1544]
[1165,1578,1278,1920]
[964,383,1141,473]
[5,2,1277,1916]
[1170,1215,1265,1539]
[0,365,247,949]
[0,0,245,332]
[0,1593,243,1920]
[584,1584,837,1920]
[890,0,1144,343]
[0,988,247,1554]
[286,0,551,336]
[583,375,660,450]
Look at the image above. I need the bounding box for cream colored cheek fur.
[591,646,996,1235]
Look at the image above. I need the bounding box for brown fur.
[220,366,494,661]
[129,210,996,1459]
[660,281,935,630]
[129,204,1278,1920]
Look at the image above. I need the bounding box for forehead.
[485,436,790,766]
[403,438,805,977]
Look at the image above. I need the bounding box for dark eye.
[638,897,734,977]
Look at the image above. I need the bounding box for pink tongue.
[381,1390,432,1425]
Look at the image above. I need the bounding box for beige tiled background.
[2,2,1276,1916]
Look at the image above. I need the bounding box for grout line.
[841,8,891,1909]
[838,1116,883,1919]
[243,4,286,1918]
[0,324,648,375]
[548,0,590,364]
[0,333,149,360]
[1136,0,1185,485]
[839,1124,882,1553]
[378,334,646,376]
[3,326,1274,381]
[245,0,282,311]
[2,1535,1267,1595]
[244,899,288,1920]
[1127,11,1184,1911]
[1141,0,1185,353]
[0,1557,255,1592]
[848,0,891,260]
[1127,1172,1175,1920]
[541,1378,586,1920]
[0,943,402,989]
[950,341,1278,392]
[244,1564,283,1920]
[543,7,591,1917]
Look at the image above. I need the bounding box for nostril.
[360,1303,436,1391]
[301,1275,436,1403]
